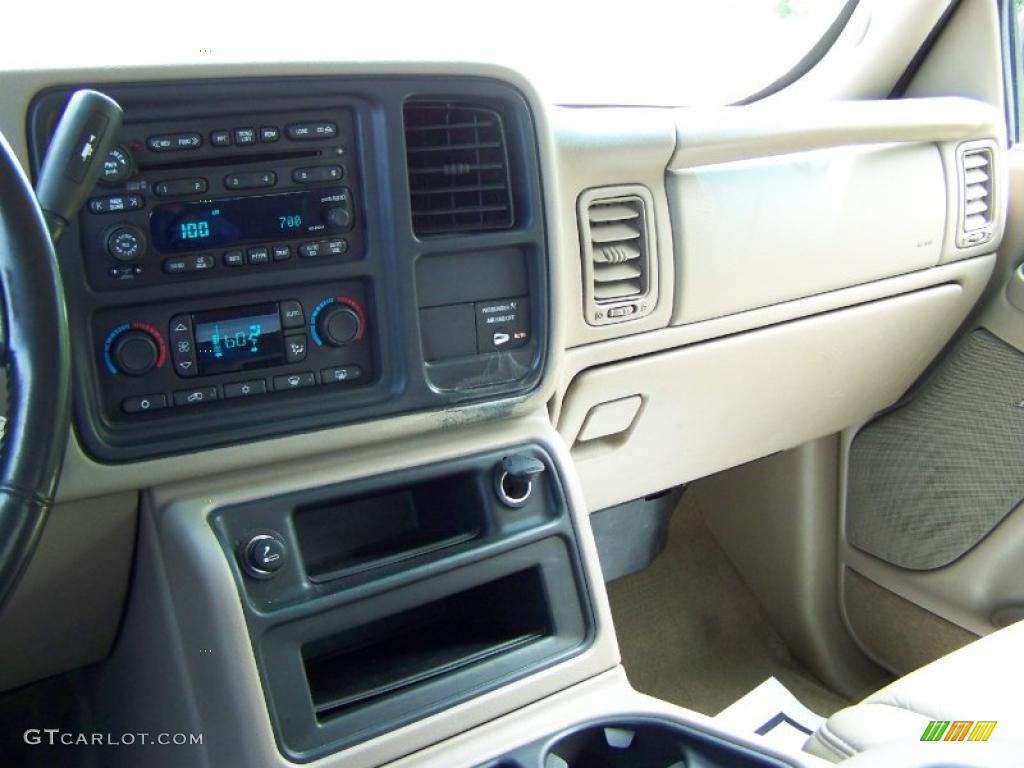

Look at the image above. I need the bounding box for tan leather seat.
[805,619,1024,762]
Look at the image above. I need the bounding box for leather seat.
[805,619,1024,762]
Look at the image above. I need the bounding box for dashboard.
[29,76,547,461]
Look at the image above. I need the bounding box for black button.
[224,379,268,399]
[320,365,362,385]
[247,247,270,265]
[326,205,353,230]
[325,238,348,256]
[169,314,197,378]
[223,250,244,267]
[292,165,343,184]
[147,133,202,152]
[106,226,146,261]
[233,127,257,145]
[190,254,215,271]
[173,387,217,406]
[224,171,276,190]
[163,257,188,274]
[259,126,280,143]
[298,241,322,258]
[210,130,231,146]
[154,178,208,196]
[273,372,315,391]
[122,394,169,414]
[280,300,305,329]
[286,121,337,140]
[89,194,143,214]
[284,334,308,363]
[272,244,292,261]
[108,264,142,280]
[242,533,287,577]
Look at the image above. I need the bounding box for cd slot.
[139,148,322,173]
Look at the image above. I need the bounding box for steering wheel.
[0,133,72,609]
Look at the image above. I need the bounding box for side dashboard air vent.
[957,142,996,249]
[579,186,658,326]
[403,102,514,236]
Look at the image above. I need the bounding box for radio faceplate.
[79,107,362,290]
[95,281,374,421]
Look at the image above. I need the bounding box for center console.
[29,76,548,461]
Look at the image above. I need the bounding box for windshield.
[1,0,853,107]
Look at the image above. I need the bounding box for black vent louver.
[404,102,514,236]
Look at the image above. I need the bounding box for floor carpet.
[606,490,850,718]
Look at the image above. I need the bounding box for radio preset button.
[280,300,305,329]
[224,380,268,399]
[273,372,315,391]
[224,171,276,190]
[259,126,280,143]
[89,194,143,214]
[173,387,218,406]
[122,394,169,414]
[223,250,244,267]
[147,133,202,152]
[287,121,337,140]
[321,365,362,385]
[233,127,257,146]
[292,165,343,184]
[154,178,208,197]
[272,244,292,261]
[246,247,270,265]
[285,334,308,364]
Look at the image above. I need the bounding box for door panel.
[840,148,1024,673]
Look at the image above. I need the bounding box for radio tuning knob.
[317,304,362,347]
[111,329,159,376]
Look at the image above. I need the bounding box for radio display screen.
[150,188,349,252]
[192,303,284,375]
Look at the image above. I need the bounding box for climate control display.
[193,303,284,376]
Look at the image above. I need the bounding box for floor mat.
[606,490,849,717]
[716,677,825,753]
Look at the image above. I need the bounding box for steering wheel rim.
[0,132,71,608]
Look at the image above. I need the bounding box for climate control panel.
[94,281,373,419]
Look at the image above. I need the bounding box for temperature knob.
[106,224,146,262]
[111,329,159,376]
[317,304,362,346]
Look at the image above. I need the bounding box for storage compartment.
[540,720,792,768]
[294,473,484,581]
[303,568,551,719]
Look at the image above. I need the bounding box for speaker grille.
[847,331,1024,570]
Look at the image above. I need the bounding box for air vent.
[404,102,514,236]
[957,142,996,249]
[579,186,658,326]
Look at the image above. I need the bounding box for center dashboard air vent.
[579,186,658,326]
[404,101,515,236]
[956,141,997,249]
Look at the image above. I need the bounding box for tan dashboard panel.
[559,284,976,512]
[669,142,945,325]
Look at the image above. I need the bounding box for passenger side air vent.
[957,142,996,249]
[579,186,658,326]
[404,102,514,236]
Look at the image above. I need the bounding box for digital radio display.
[150,188,350,252]
[192,303,284,375]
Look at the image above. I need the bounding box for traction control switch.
[495,454,545,508]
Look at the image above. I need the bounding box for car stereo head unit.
[75,106,363,290]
